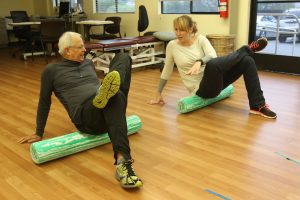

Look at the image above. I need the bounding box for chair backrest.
[10,11,31,38]
[138,5,149,34]
[104,17,121,36]
[40,19,66,39]
[10,11,29,22]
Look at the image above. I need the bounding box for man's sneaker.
[249,37,268,52]
[92,71,120,109]
[250,104,277,119]
[115,159,143,189]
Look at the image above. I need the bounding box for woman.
[149,15,276,119]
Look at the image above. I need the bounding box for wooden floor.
[0,49,300,200]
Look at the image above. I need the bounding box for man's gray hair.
[58,31,82,55]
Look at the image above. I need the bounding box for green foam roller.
[30,115,142,164]
[177,85,234,114]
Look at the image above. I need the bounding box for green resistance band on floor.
[205,189,231,200]
[274,152,300,166]
[30,115,142,164]
[177,84,234,114]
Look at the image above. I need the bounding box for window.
[161,0,219,14]
[95,0,135,13]
[54,0,78,10]
[249,0,300,74]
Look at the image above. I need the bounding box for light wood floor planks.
[0,49,300,200]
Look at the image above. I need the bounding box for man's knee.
[108,91,126,106]
[110,53,132,72]
[115,53,132,65]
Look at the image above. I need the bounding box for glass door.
[249,0,300,74]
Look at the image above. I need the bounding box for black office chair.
[89,17,122,40]
[39,18,66,63]
[138,5,149,36]
[10,11,40,60]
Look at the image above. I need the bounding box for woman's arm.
[187,36,217,75]
[200,37,217,64]
[149,42,175,105]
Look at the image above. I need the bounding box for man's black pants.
[78,53,132,163]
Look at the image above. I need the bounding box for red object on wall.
[219,0,228,18]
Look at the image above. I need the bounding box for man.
[18,31,143,189]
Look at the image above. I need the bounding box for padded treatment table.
[30,115,142,164]
[85,36,165,73]
[177,85,234,114]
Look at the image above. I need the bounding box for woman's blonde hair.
[173,15,198,34]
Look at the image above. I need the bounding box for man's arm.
[36,66,54,137]
[18,66,54,143]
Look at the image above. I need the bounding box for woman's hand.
[18,134,42,144]
[186,61,201,75]
[148,93,165,105]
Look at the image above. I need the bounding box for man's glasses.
[69,45,85,49]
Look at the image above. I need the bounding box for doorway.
[249,0,300,74]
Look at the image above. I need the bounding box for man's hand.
[186,61,201,75]
[148,93,166,105]
[18,134,42,144]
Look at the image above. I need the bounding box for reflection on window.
[161,0,219,14]
[256,0,300,57]
[192,0,219,12]
[95,0,135,13]
[54,0,78,10]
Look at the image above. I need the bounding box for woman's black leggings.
[196,46,265,109]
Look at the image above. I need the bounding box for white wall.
[234,0,251,47]
[83,0,251,48]
[0,0,251,48]
[0,0,35,17]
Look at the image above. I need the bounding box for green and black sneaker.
[115,159,143,189]
[92,71,120,109]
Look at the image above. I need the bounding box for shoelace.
[258,104,269,112]
[123,160,136,177]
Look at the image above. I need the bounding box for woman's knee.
[241,55,256,67]
[205,61,220,75]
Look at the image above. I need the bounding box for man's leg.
[102,92,143,188]
[106,54,142,188]
[93,71,121,109]
[81,93,132,162]
[109,53,132,101]
[80,92,143,188]
[93,52,132,109]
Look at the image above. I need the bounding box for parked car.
[256,15,277,39]
[278,9,300,43]
[256,11,300,43]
